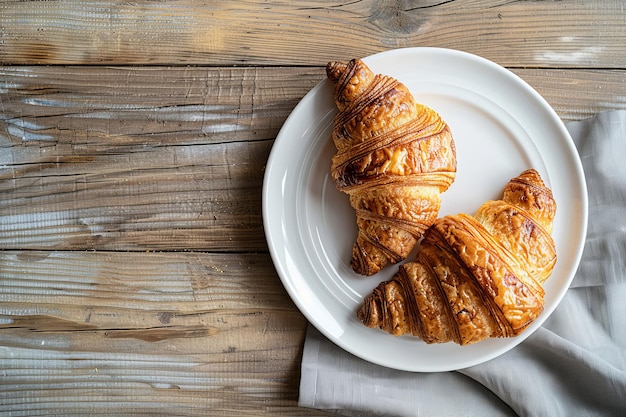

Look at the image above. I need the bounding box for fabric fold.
[298,111,626,417]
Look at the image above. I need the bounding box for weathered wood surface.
[1,0,626,415]
[1,0,625,68]
[2,65,626,415]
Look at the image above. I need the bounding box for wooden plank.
[1,66,626,251]
[0,0,624,67]
[0,66,320,145]
[0,139,272,251]
[0,250,335,416]
[514,68,626,121]
[0,66,320,251]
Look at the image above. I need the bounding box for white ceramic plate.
[262,48,588,372]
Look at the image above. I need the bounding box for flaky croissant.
[327,59,456,276]
[358,169,557,345]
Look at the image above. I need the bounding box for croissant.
[358,169,557,345]
[327,59,457,276]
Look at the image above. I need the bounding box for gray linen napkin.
[299,111,626,417]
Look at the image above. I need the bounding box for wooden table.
[1,1,625,415]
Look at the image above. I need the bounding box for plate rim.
[262,47,588,372]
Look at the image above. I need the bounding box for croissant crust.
[357,169,557,345]
[327,59,457,275]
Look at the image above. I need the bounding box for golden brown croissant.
[327,59,457,276]
[358,169,557,345]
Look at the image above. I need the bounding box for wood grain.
[0,66,319,251]
[1,0,625,67]
[1,66,626,252]
[2,1,626,410]
[0,250,331,416]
